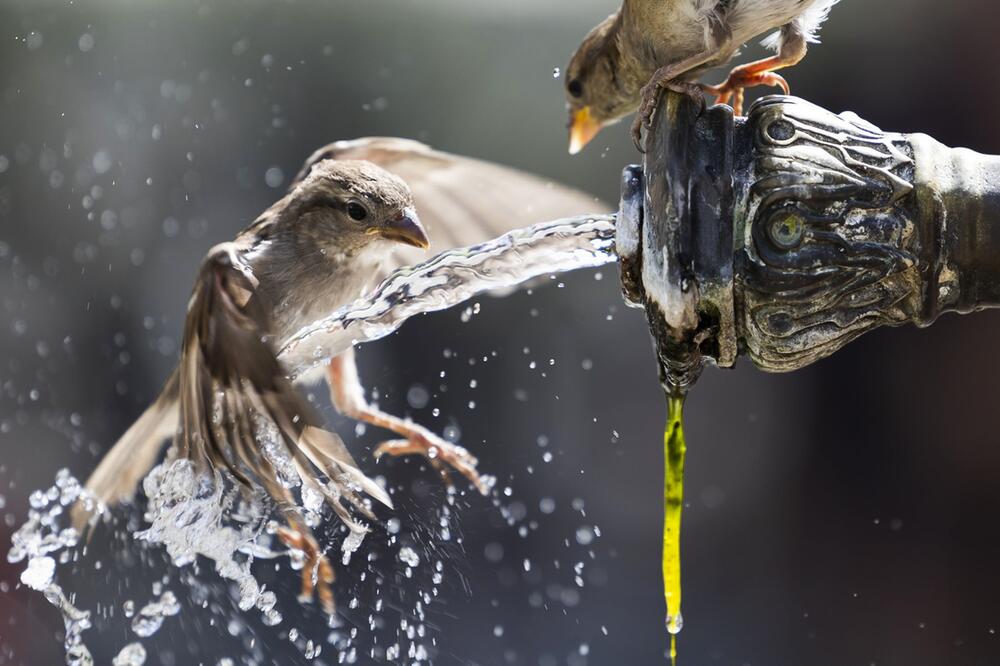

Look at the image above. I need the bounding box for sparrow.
[72,137,603,613]
[563,0,840,153]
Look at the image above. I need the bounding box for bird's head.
[565,13,635,155]
[282,159,428,258]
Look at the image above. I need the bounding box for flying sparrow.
[73,138,604,612]
[563,0,840,153]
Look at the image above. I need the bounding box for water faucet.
[618,91,1000,394]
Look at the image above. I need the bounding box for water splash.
[341,529,366,566]
[279,214,616,379]
[112,643,147,666]
[135,459,272,614]
[20,554,56,590]
[130,591,181,637]
[8,470,96,665]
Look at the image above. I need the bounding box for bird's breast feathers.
[251,242,387,345]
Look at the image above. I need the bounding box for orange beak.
[379,207,429,249]
[568,106,602,155]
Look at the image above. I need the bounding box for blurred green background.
[3,0,1000,664]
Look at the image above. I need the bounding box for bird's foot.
[701,69,789,117]
[631,77,704,152]
[278,524,336,614]
[375,425,487,495]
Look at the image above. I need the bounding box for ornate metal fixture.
[618,92,1000,392]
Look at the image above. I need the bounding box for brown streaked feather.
[178,243,390,530]
[293,137,611,277]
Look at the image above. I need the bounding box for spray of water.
[279,214,617,379]
[8,470,98,665]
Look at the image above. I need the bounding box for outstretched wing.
[293,137,611,274]
[179,243,391,529]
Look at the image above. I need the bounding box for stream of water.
[279,214,618,379]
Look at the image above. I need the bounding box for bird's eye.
[567,79,583,98]
[346,202,368,221]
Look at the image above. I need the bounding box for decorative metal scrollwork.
[620,92,1000,389]
[738,97,921,372]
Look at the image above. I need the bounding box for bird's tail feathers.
[762,0,840,51]
[71,370,180,531]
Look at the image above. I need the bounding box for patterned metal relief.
[737,97,922,372]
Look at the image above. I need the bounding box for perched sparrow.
[564,0,840,153]
[73,138,603,613]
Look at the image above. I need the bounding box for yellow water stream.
[662,393,686,664]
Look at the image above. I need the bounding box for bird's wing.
[294,137,611,273]
[178,243,391,529]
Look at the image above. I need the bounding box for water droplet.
[398,546,420,567]
[20,556,55,590]
[92,150,113,174]
[112,642,147,666]
[264,166,284,188]
[131,591,180,637]
[666,611,684,634]
[406,385,429,409]
[25,31,43,50]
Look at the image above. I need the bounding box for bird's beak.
[380,207,429,249]
[568,106,602,155]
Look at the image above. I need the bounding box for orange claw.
[701,54,798,116]
[327,355,488,496]
[278,524,336,615]
[375,426,488,495]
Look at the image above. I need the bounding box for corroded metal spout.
[619,92,1000,390]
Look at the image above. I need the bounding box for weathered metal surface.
[620,92,1000,388]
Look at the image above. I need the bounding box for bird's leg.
[700,57,791,115]
[327,350,487,495]
[276,511,336,614]
[701,27,807,116]
[631,49,719,152]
